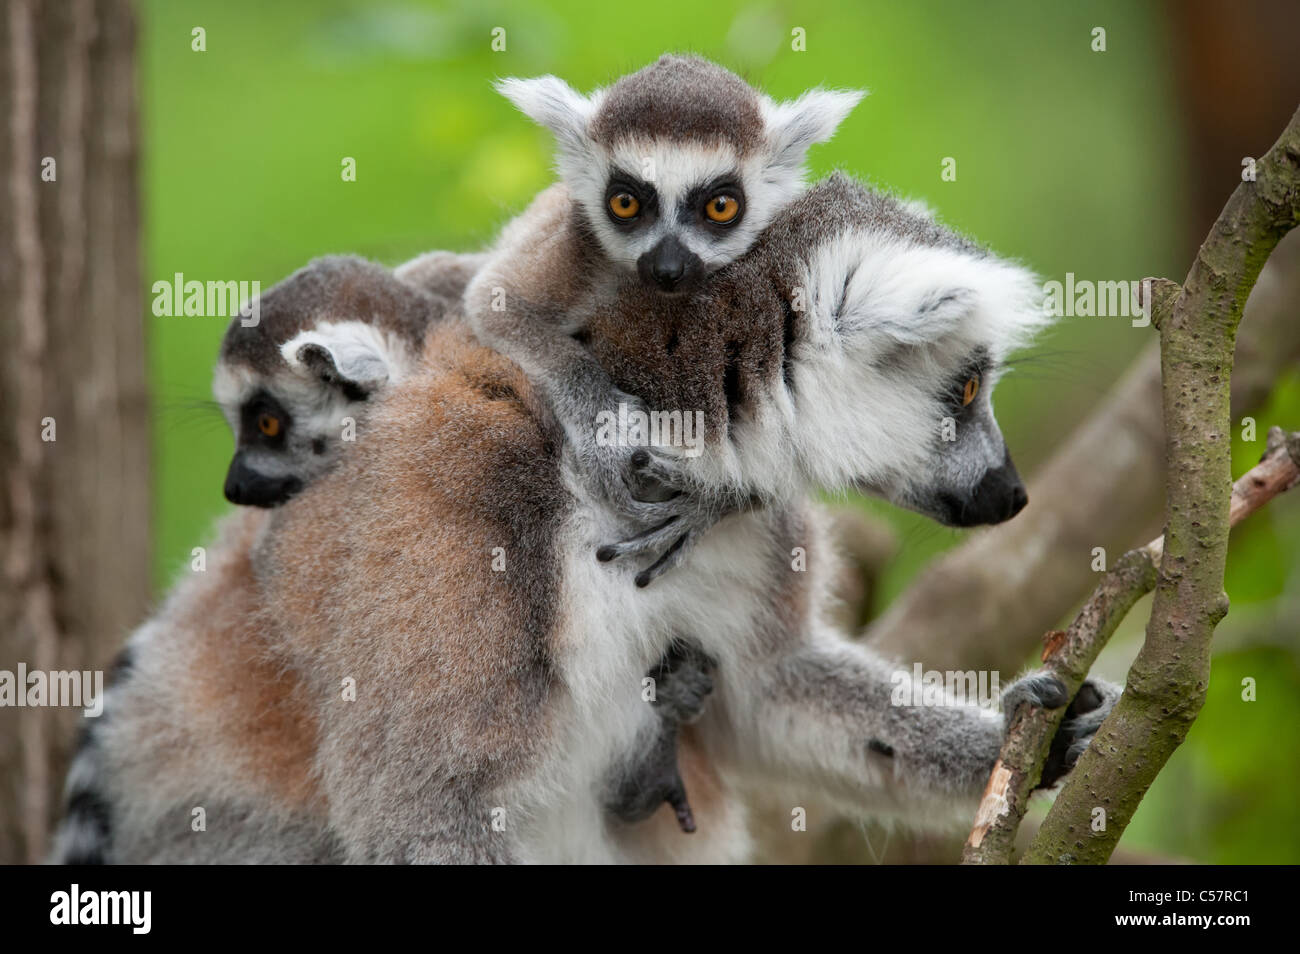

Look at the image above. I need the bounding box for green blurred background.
[140,0,1300,862]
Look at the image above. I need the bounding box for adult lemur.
[467,55,864,584]
[203,252,711,838]
[54,173,1118,863]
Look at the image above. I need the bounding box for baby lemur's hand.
[649,640,716,725]
[594,446,740,587]
[606,641,717,834]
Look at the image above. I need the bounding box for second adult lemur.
[466,55,863,585]
[208,252,713,834]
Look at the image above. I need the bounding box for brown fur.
[469,184,603,330]
[99,509,328,847]
[178,513,323,813]
[252,322,571,860]
[590,55,766,154]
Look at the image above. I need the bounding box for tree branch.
[963,427,1300,864]
[1021,104,1300,864]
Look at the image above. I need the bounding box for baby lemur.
[467,55,863,585]
[213,251,480,507]
[212,252,712,832]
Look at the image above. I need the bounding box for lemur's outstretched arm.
[715,627,1119,824]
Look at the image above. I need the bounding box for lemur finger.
[1001,671,1068,722]
[654,672,715,723]
[1059,679,1122,744]
[1042,731,1097,788]
[628,474,680,504]
[635,531,695,588]
[629,451,687,500]
[666,780,697,834]
[596,516,682,563]
[1065,677,1122,718]
[620,491,697,527]
[1039,679,1121,788]
[1068,682,1103,715]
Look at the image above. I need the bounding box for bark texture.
[1023,106,1300,865]
[965,428,1299,864]
[0,0,148,864]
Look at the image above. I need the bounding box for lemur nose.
[638,236,700,293]
[939,451,1028,527]
[971,453,1027,525]
[655,259,685,286]
[224,454,303,508]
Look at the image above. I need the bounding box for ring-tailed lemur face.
[780,218,1046,527]
[213,256,431,508]
[214,359,362,507]
[496,55,863,294]
[584,137,786,293]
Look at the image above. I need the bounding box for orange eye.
[609,193,640,219]
[705,194,740,224]
[257,412,281,437]
[962,376,980,407]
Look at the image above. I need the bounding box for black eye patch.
[240,390,291,447]
[604,172,658,226]
[682,178,746,230]
[943,349,993,412]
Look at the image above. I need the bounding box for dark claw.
[668,787,696,834]
[635,533,689,588]
[596,545,617,563]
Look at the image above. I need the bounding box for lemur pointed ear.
[495,75,595,161]
[871,287,976,345]
[281,322,398,400]
[764,88,866,170]
[830,240,980,345]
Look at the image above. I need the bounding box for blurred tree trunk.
[0,0,149,864]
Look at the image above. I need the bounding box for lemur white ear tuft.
[495,75,595,161]
[873,287,976,345]
[826,238,980,346]
[281,322,400,398]
[764,88,866,170]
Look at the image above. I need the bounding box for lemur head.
[497,55,863,294]
[772,181,1047,526]
[213,256,434,507]
[583,174,1047,528]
